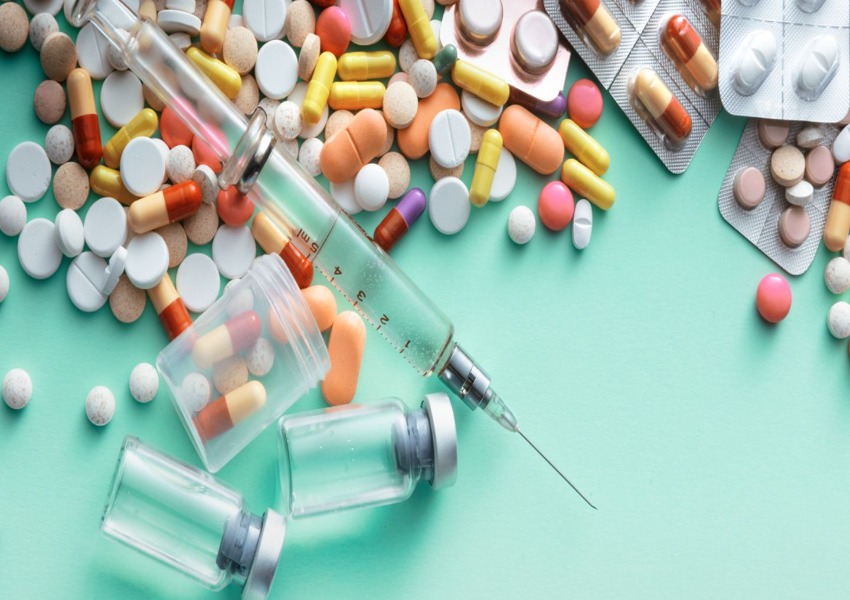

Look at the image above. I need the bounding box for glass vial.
[101,437,286,599]
[278,393,457,518]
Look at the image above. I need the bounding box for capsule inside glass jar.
[559,0,621,58]
[659,14,718,96]
[629,68,692,149]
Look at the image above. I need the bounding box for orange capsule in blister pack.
[630,68,692,148]
[661,15,718,95]
[148,273,193,340]
[697,0,721,28]
[559,0,621,57]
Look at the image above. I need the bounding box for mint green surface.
[3,10,850,600]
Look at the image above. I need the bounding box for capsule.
[824,163,850,252]
[148,273,192,340]
[90,165,137,205]
[561,0,621,57]
[303,52,337,125]
[194,380,267,441]
[399,0,437,59]
[251,211,315,288]
[508,86,567,119]
[128,181,202,234]
[186,47,241,99]
[498,104,564,175]
[631,68,692,147]
[662,15,718,95]
[385,0,408,48]
[193,310,263,369]
[338,51,397,80]
[558,119,609,176]
[328,81,386,110]
[698,0,721,28]
[200,0,234,55]
[432,44,457,76]
[561,158,615,210]
[373,187,426,252]
[103,109,159,169]
[67,68,103,170]
[469,130,503,207]
[451,60,509,107]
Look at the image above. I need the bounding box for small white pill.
[785,180,814,207]
[0,265,8,304]
[255,40,298,99]
[274,100,302,140]
[429,109,471,169]
[192,165,219,205]
[166,144,196,184]
[354,163,390,212]
[242,0,286,42]
[3,368,32,409]
[825,256,850,294]
[18,218,62,280]
[288,82,328,139]
[6,142,51,202]
[298,137,323,177]
[176,253,220,313]
[572,199,593,250]
[399,39,418,73]
[409,59,438,98]
[101,70,144,128]
[832,124,850,165]
[511,10,557,73]
[508,206,535,245]
[121,136,167,197]
[828,302,850,339]
[246,337,275,376]
[796,125,824,149]
[166,0,195,12]
[26,0,63,18]
[125,232,169,289]
[330,179,361,214]
[337,0,392,45]
[182,372,212,411]
[732,30,777,96]
[75,22,113,80]
[429,177,470,235]
[67,252,108,312]
[30,12,59,52]
[45,124,74,165]
[84,197,127,257]
[795,35,839,101]
[129,362,159,403]
[212,225,256,279]
[86,385,115,426]
[106,43,127,70]
[458,0,502,45]
[489,147,516,202]
[461,89,502,127]
[54,208,84,257]
[157,10,202,35]
[0,195,27,236]
[102,246,127,295]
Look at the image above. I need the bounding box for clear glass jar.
[278,393,457,518]
[101,437,286,599]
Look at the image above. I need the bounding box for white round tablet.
[3,368,32,410]
[125,232,169,289]
[429,177,470,235]
[18,219,62,279]
[507,206,535,244]
[354,163,390,212]
[6,142,51,202]
[181,372,211,412]
[84,197,127,257]
[157,9,202,35]
[243,0,287,42]
[255,40,298,100]
[101,70,144,128]
[511,10,558,73]
[458,0,502,44]
[828,301,850,339]
[330,179,361,214]
[337,0,392,45]
[166,0,195,12]
[212,225,256,279]
[25,0,63,16]
[489,147,516,202]
[75,23,113,80]
[288,82,328,139]
[130,362,159,403]
[177,253,221,312]
[55,208,85,257]
[273,100,302,140]
[429,109,471,169]
[45,124,75,165]
[246,337,275,376]
[86,385,115,426]
[121,137,167,197]
[461,89,503,127]
[67,252,108,312]
[0,195,27,236]
[0,265,8,303]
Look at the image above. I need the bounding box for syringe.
[71,0,595,509]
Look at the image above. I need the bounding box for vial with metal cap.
[101,437,286,600]
[277,393,457,518]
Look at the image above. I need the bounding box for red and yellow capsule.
[251,211,314,288]
[194,381,267,441]
[148,273,193,340]
[68,68,103,169]
[128,181,202,234]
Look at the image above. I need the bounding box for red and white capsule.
[192,310,263,368]
[128,180,202,234]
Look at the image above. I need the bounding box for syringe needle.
[517,428,597,510]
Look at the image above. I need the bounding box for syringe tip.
[517,428,597,510]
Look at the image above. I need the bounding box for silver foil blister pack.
[718,1,850,123]
[718,119,840,275]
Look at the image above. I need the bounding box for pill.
[0,195,26,237]
[0,266,7,303]
[128,363,159,404]
[195,380,266,440]
[631,68,692,147]
[2,368,31,410]
[40,32,76,81]
[321,310,366,405]
[86,386,115,426]
[558,119,609,176]
[128,182,202,234]
[45,124,75,165]
[125,232,169,290]
[825,257,850,294]
[469,129,502,207]
[825,163,850,252]
[397,83,459,159]
[428,109,471,169]
[785,180,813,208]
[461,89,502,127]
[29,12,58,52]
[156,222,188,268]
[456,0,500,46]
[451,60,509,107]
[272,101,301,141]
[148,272,192,339]
[217,187,255,227]
[298,32,321,81]
[0,3,28,52]
[193,310,262,369]
[508,206,535,245]
[399,0,436,59]
[18,218,62,280]
[797,126,824,150]
[110,274,146,323]
[354,163,390,212]
[373,187,426,252]
[100,70,144,128]
[243,338,274,377]
[561,0,621,56]
[169,32,192,52]
[102,109,158,169]
[561,158,615,210]
[161,106,194,149]
[770,145,805,187]
[827,302,850,339]
[166,145,196,184]
[565,81,601,131]
[662,15,718,94]
[832,125,850,165]
[185,47,241,99]
[732,29,777,96]
[514,11,559,75]
[320,108,386,183]
[120,137,167,197]
[34,79,66,125]
[537,181,574,231]
[101,247,128,296]
[175,253,220,313]
[408,58,438,98]
[499,104,564,175]
[806,145,834,187]
[568,198,591,250]
[315,6,351,57]
[778,205,810,248]
[380,82,416,130]
[301,285,337,332]
[6,141,49,205]
[378,152,410,200]
[158,9,202,35]
[200,0,234,54]
[221,27,257,77]
[212,354,249,394]
[90,166,136,205]
[183,202,220,245]
[76,23,112,81]
[733,166,765,210]
[795,35,839,101]
[328,81,386,110]
[385,0,407,47]
[181,372,212,412]
[756,273,791,324]
[490,147,516,202]
[251,211,314,288]
[84,198,126,258]
[255,40,298,100]
[241,0,286,41]
[298,137,323,177]
[302,51,337,125]
[338,50,396,80]
[53,161,90,210]
[428,157,463,180]
[284,0,315,47]
[67,252,109,312]
[429,177,470,235]
[212,224,257,279]
[757,119,790,149]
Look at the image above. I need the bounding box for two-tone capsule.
[328,81,386,110]
[558,119,609,176]
[200,0,234,54]
[451,60,509,107]
[103,108,159,169]
[148,272,192,340]
[303,52,337,125]
[186,47,241,99]
[67,68,103,169]
[824,163,850,252]
[251,211,314,288]
[193,310,263,369]
[194,380,266,441]
[470,130,503,207]
[373,187,426,252]
[560,0,621,57]
[128,181,202,234]
[661,15,718,95]
[630,68,692,147]
[90,165,137,205]
[337,51,396,80]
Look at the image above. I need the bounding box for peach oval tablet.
[778,205,810,248]
[321,310,366,405]
[805,145,834,187]
[320,108,386,183]
[397,83,460,160]
[301,285,336,332]
[758,119,790,149]
[498,104,564,175]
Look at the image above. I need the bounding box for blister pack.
[718,119,841,275]
[544,0,721,173]
[718,1,850,123]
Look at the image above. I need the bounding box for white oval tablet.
[832,124,850,165]
[828,301,850,339]
[102,246,127,295]
[330,179,361,214]
[157,9,202,35]
[166,0,196,12]
[75,23,113,80]
[572,199,592,250]
[785,180,814,207]
[429,109,471,169]
[177,253,221,312]
[101,70,144,128]
[67,252,108,312]
[511,10,558,74]
[255,40,298,100]
[0,195,27,236]
[243,0,286,42]
[125,232,169,289]
[354,163,389,212]
[461,90,502,127]
[55,208,85,257]
[732,30,777,97]
[429,177,470,235]
[796,125,824,149]
[18,218,62,279]
[458,0,502,45]
[508,206,535,244]
[121,137,167,197]
[212,225,256,279]
[84,197,127,257]
[795,35,839,101]
[489,147,516,202]
[336,0,392,46]
[6,142,51,203]
[288,82,328,139]
[26,0,64,16]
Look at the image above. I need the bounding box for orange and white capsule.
[251,211,314,289]
[194,380,267,441]
[148,273,192,340]
[561,0,621,57]
[200,0,234,55]
[193,310,263,369]
[128,181,202,234]
[67,68,103,169]
[824,163,850,252]
[662,15,718,94]
[630,68,692,147]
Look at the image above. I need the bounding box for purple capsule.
[508,86,567,120]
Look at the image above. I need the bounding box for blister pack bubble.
[718,1,850,123]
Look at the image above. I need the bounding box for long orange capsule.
[128,181,202,234]
[662,15,718,94]
[632,68,692,146]
[251,211,314,288]
[148,273,192,340]
[67,68,103,169]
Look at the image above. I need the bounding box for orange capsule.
[251,211,314,288]
[194,380,267,441]
[662,15,718,94]
[824,163,850,252]
[631,68,692,147]
[193,310,263,369]
[200,0,233,55]
[385,0,408,47]
[128,181,202,234]
[148,273,192,340]
[561,0,621,57]
[67,68,103,169]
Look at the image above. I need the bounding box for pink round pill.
[567,79,603,130]
[756,273,792,324]
[315,6,351,57]
[160,106,194,149]
[538,181,574,231]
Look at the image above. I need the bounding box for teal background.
[3,6,850,600]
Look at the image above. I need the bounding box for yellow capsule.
[103,108,159,169]
[303,52,337,125]
[558,119,610,177]
[470,129,503,207]
[328,81,386,111]
[399,0,437,59]
[338,51,397,81]
[451,60,509,107]
[90,165,137,206]
[186,46,241,99]
[561,158,615,210]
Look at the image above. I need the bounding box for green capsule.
[432,44,457,75]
